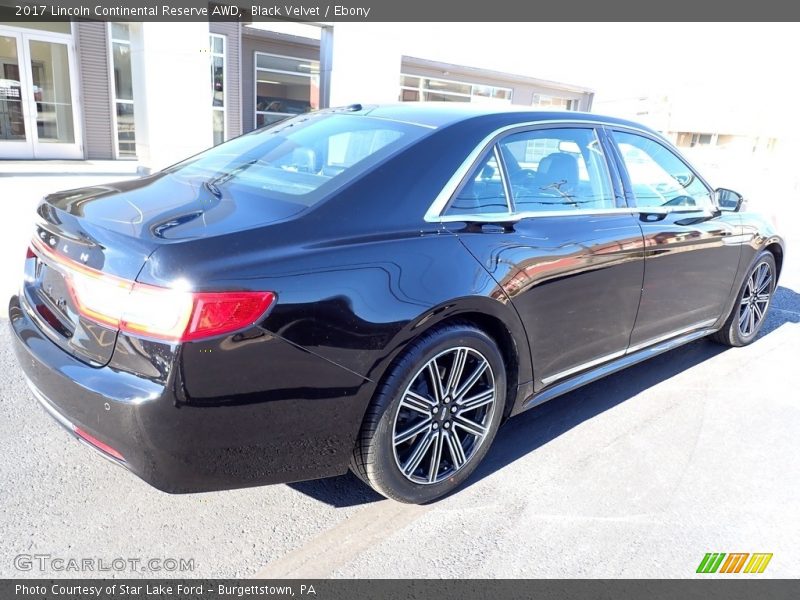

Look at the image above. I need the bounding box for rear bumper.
[9,294,373,493]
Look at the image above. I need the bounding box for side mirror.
[715,188,744,212]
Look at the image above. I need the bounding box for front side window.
[498,127,615,212]
[613,131,712,209]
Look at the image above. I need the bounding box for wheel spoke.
[454,360,489,400]
[444,348,468,397]
[756,274,772,295]
[394,418,433,445]
[402,429,435,476]
[749,304,756,334]
[745,278,754,298]
[756,264,769,290]
[427,432,444,483]
[752,301,764,322]
[401,391,435,416]
[739,305,751,330]
[453,414,488,439]
[445,430,467,468]
[755,293,770,303]
[426,360,444,403]
[458,388,495,411]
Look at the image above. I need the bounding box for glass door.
[0,32,33,157]
[0,27,82,159]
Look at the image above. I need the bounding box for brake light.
[31,238,275,342]
[121,287,275,342]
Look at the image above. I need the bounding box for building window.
[532,93,579,111]
[109,23,135,157]
[210,34,226,146]
[399,74,512,104]
[254,52,320,128]
[690,133,713,147]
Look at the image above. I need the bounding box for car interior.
[449,130,615,216]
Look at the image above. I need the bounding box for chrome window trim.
[434,204,714,224]
[493,145,514,213]
[424,119,679,223]
[436,207,638,223]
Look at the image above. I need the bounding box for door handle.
[639,212,668,222]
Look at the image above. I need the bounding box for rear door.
[607,128,742,347]
[444,125,645,391]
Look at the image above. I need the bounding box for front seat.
[535,152,579,198]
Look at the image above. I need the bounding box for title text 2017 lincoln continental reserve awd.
[10,105,784,503]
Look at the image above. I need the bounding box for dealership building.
[0,20,594,168]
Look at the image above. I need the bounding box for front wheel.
[351,324,506,503]
[711,250,777,347]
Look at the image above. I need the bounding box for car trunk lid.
[23,202,158,367]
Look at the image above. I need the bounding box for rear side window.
[498,128,615,212]
[613,131,713,209]
[448,150,508,215]
[165,113,427,205]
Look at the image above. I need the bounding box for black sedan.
[9,104,785,503]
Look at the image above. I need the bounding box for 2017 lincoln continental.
[10,104,784,503]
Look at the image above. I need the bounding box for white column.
[129,23,212,171]
[328,24,403,107]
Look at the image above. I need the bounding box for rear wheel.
[351,324,506,503]
[711,250,776,347]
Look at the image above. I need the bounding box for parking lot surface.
[0,167,798,578]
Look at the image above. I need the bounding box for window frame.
[210,33,226,146]
[254,50,320,129]
[605,126,716,213]
[399,72,513,104]
[434,121,627,222]
[107,22,136,159]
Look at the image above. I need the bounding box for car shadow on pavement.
[288,285,800,508]
[757,285,800,336]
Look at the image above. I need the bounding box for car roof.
[344,102,656,134]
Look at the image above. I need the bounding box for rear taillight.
[120,287,275,342]
[30,240,275,342]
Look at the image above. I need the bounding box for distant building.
[0,20,593,168]
[594,92,779,157]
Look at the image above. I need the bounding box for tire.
[351,324,507,504]
[711,250,777,347]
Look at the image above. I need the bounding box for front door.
[0,28,82,159]
[608,128,742,347]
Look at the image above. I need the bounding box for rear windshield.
[164,113,428,208]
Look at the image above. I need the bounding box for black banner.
[1,0,800,22]
[2,580,800,600]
